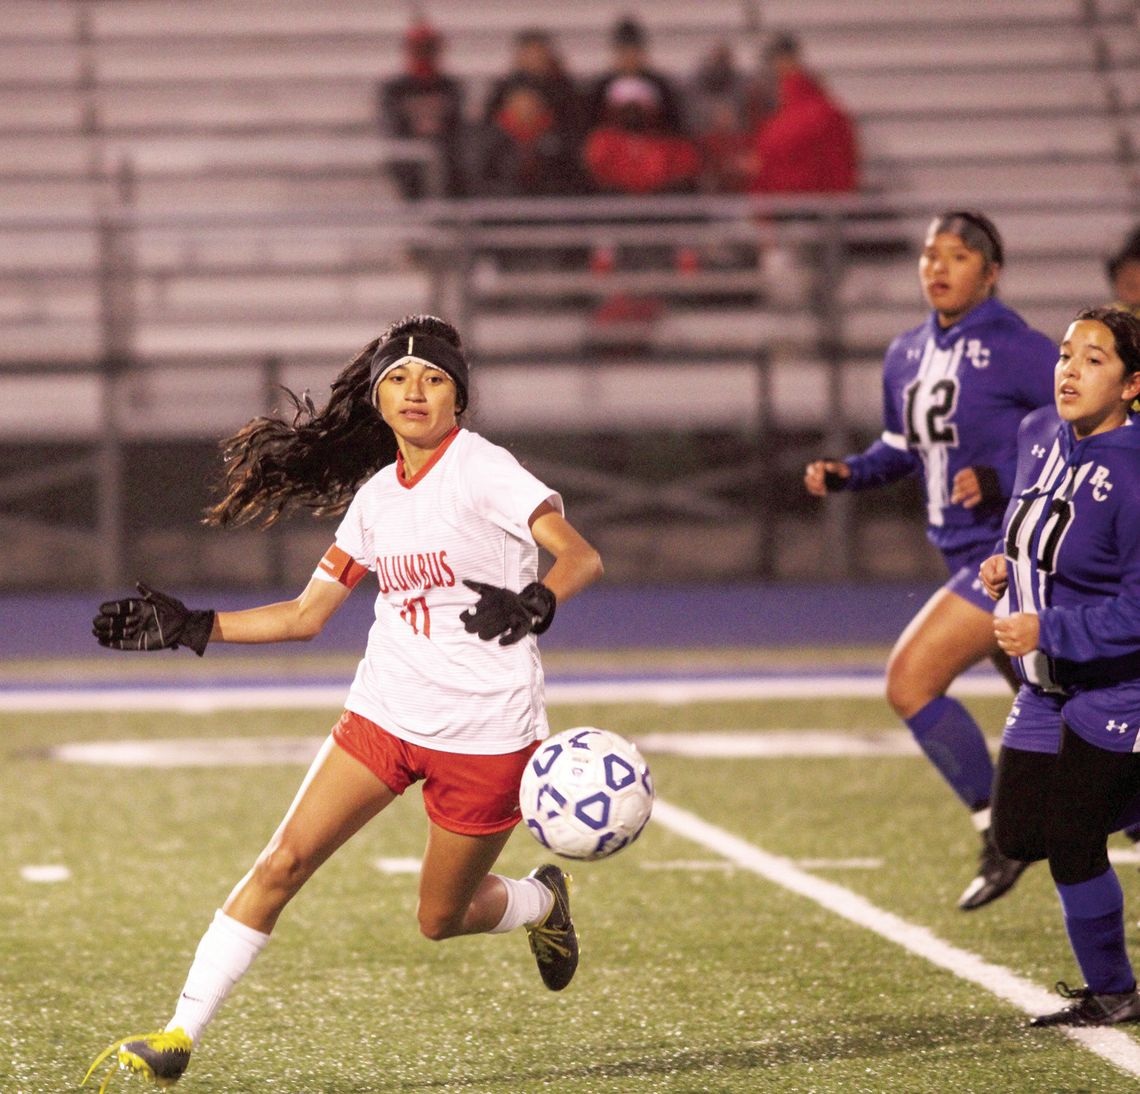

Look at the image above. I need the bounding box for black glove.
[92,581,215,656]
[821,458,849,492]
[971,465,1004,506]
[459,579,556,646]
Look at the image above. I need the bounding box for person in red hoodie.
[745,32,858,194]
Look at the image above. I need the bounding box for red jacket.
[749,71,857,193]
[584,127,701,194]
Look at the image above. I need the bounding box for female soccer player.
[804,211,1056,911]
[981,306,1140,1027]
[83,314,604,1090]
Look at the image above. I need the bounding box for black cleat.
[525,864,579,991]
[957,828,1030,911]
[1031,981,1140,1027]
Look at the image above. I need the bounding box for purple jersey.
[845,297,1056,554]
[1002,406,1140,701]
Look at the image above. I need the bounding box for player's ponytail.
[204,337,397,527]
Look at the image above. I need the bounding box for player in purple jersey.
[979,307,1140,1026]
[805,211,1056,910]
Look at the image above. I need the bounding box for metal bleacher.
[0,0,1137,588]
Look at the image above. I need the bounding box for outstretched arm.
[94,575,350,654]
[213,576,351,644]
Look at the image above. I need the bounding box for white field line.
[0,673,1009,713]
[50,731,921,768]
[651,797,1140,1080]
[36,712,1140,1073]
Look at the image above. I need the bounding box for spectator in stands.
[583,76,700,195]
[1107,226,1140,317]
[585,15,686,136]
[482,28,583,145]
[685,41,753,194]
[477,84,589,197]
[804,211,1057,912]
[378,19,467,199]
[742,31,858,194]
[475,28,588,197]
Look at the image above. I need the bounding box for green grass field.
[3,682,1139,1093]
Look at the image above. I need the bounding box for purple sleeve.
[843,439,920,491]
[841,337,920,490]
[1039,508,1140,662]
[982,329,1056,498]
[1017,329,1059,410]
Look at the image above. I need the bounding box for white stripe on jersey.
[913,337,964,528]
[1007,444,1091,692]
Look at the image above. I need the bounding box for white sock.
[972,807,992,833]
[166,910,270,1043]
[487,875,553,934]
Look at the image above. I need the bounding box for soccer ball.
[519,727,654,861]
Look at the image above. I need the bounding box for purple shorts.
[1063,683,1140,754]
[941,540,1000,613]
[1001,685,1064,754]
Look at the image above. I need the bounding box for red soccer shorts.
[331,710,539,836]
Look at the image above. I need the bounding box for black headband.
[927,211,1004,267]
[369,332,469,411]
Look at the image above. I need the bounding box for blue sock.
[905,696,994,811]
[1057,871,1135,994]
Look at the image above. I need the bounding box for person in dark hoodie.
[585,15,686,135]
[804,212,1056,911]
[378,19,467,199]
[979,306,1140,1027]
[744,31,857,194]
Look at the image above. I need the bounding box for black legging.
[992,725,1140,886]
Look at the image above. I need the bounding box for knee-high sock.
[1056,870,1135,995]
[905,696,994,811]
[166,910,270,1044]
[487,875,552,934]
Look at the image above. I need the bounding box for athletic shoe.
[1031,981,1140,1027]
[957,828,1030,911]
[525,864,578,991]
[82,1028,192,1091]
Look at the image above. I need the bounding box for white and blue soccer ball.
[519,727,654,861]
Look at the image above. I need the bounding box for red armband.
[315,544,369,589]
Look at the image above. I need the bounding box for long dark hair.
[204,314,464,527]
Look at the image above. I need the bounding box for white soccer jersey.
[313,427,563,755]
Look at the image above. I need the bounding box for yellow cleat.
[82,1028,192,1092]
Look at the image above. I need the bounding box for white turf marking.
[20,864,71,883]
[637,730,919,757]
[796,857,885,870]
[641,857,883,872]
[0,672,1009,713]
[651,798,1140,1079]
[52,737,325,768]
[373,857,422,875]
[51,731,927,768]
